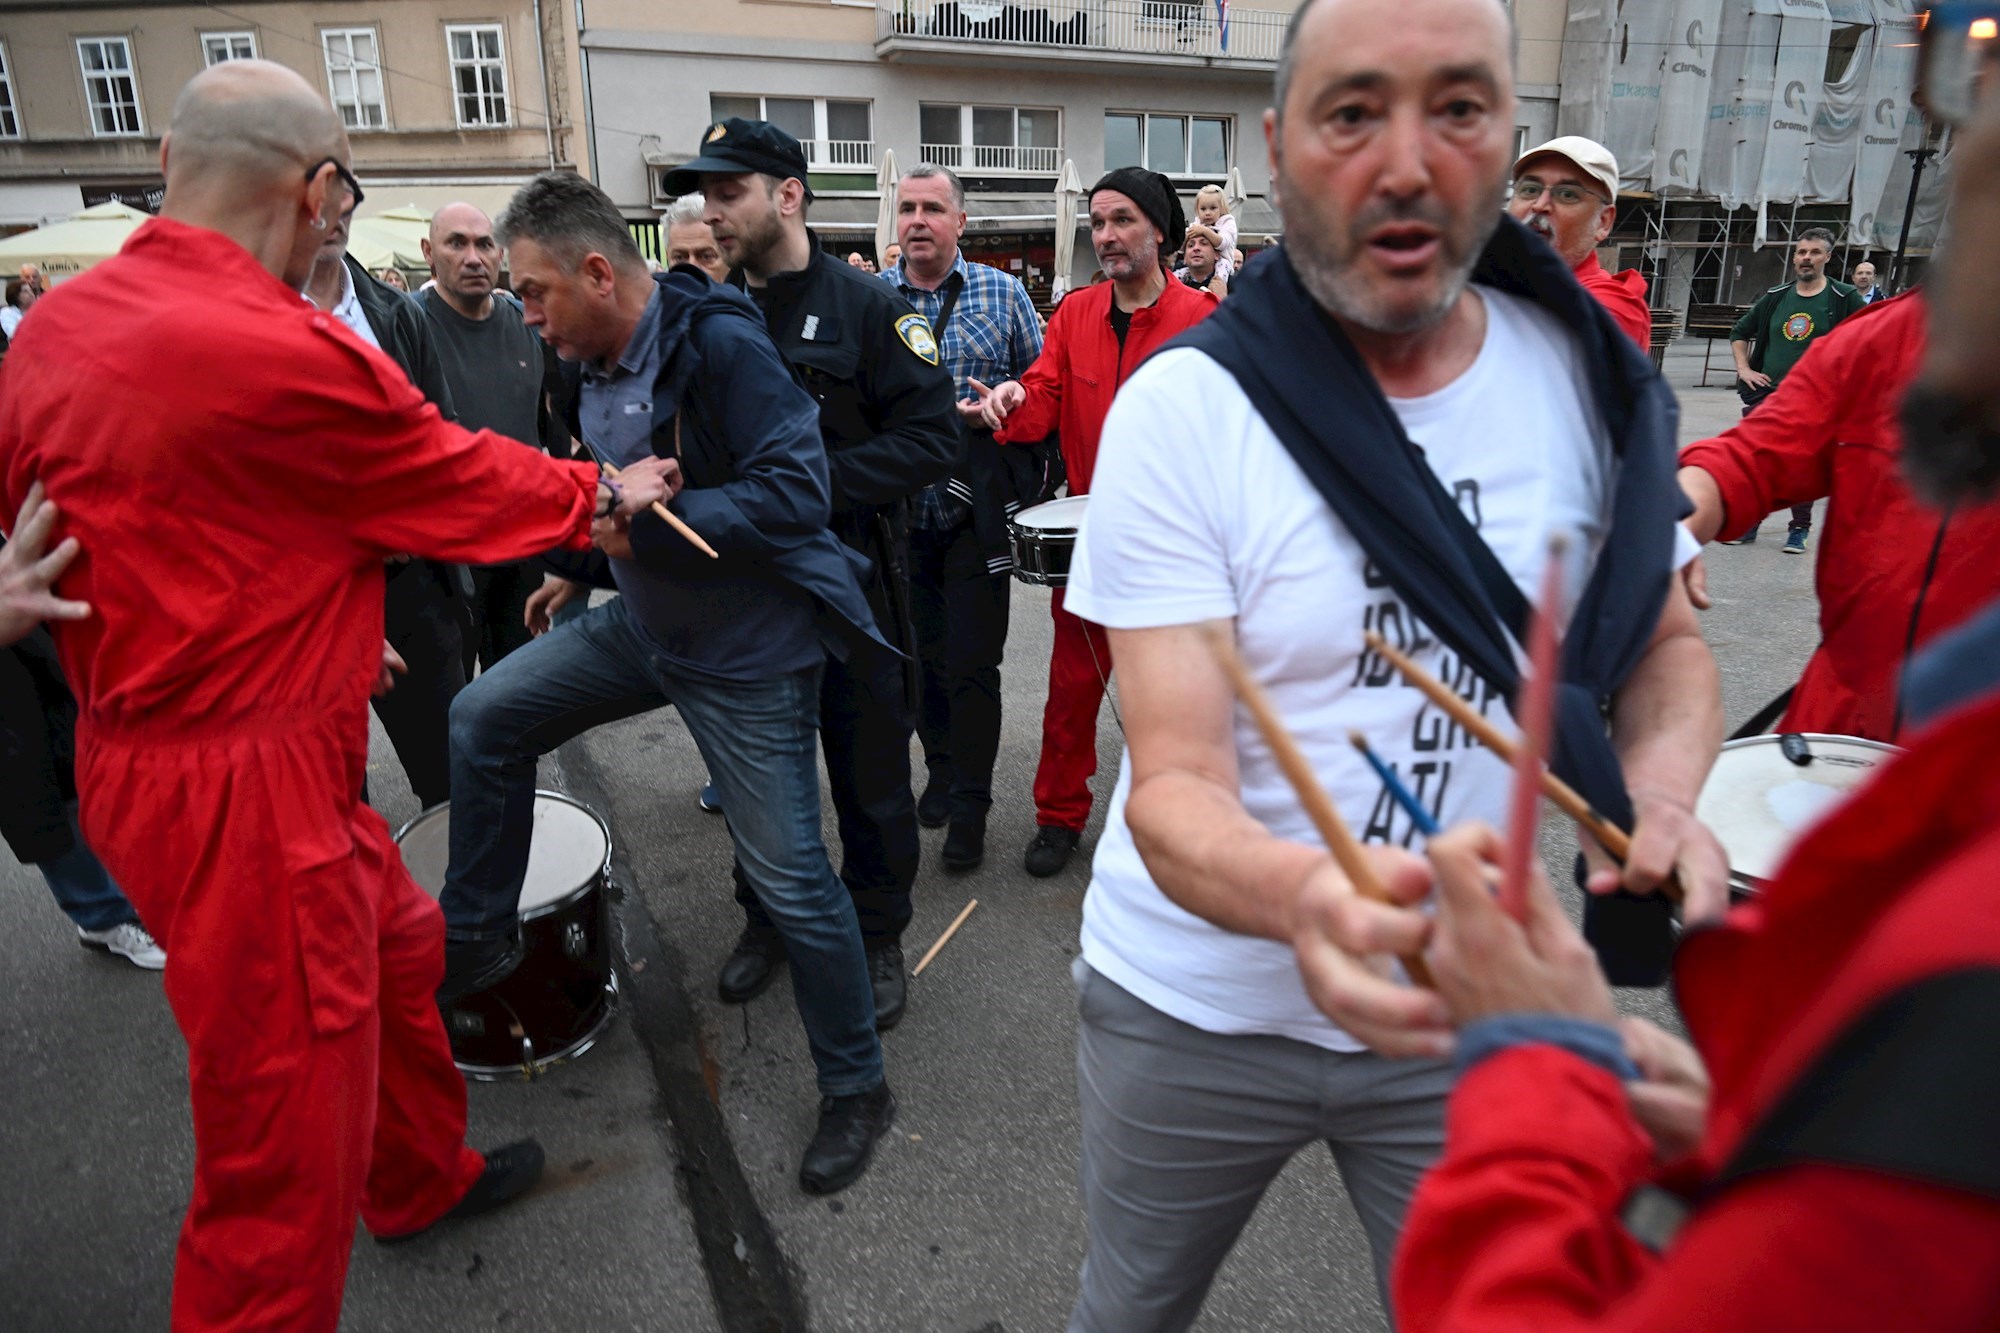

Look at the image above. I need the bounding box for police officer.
[664,119,959,1029]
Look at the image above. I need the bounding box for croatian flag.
[1215,0,1229,50]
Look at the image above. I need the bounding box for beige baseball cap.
[1513,136,1620,202]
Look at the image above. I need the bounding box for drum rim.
[453,975,620,1080]
[1715,733,1903,757]
[393,789,613,922]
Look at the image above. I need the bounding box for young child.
[1193,184,1238,280]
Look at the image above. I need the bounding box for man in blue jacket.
[438,173,896,1195]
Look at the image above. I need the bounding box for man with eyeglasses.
[1506,137,1652,350]
[0,60,674,1328]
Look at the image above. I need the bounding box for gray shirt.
[420,289,545,447]
[579,286,818,680]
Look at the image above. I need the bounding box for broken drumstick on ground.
[912,899,979,977]
[1203,625,1436,990]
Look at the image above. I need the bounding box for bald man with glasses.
[1507,136,1652,350]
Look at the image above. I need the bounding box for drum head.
[1013,495,1090,532]
[1696,735,1899,886]
[396,792,609,915]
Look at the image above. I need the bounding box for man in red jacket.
[1506,136,1651,350]
[1677,292,2000,741]
[973,167,1217,876]
[0,62,668,1331]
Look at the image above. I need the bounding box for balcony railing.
[918,142,1065,173]
[879,0,1285,65]
[806,138,875,169]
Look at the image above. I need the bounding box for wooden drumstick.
[1362,630,1685,906]
[598,459,719,560]
[912,899,979,977]
[1204,627,1436,990]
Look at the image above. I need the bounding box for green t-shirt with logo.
[1737,281,1865,386]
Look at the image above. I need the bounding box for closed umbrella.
[1224,164,1247,217]
[1052,158,1084,302]
[874,147,900,264]
[0,201,151,281]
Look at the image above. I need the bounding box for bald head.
[159,61,354,288]
[167,60,346,191]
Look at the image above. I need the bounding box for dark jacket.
[0,626,79,864]
[344,253,472,602]
[549,268,899,674]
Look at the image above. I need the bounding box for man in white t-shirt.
[1059,1,1728,1328]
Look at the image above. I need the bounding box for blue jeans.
[38,803,141,933]
[440,597,882,1097]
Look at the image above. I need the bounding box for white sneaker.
[78,922,167,970]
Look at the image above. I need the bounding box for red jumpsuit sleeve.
[1678,329,1855,536]
[1394,1046,2000,1331]
[995,297,1070,445]
[251,330,600,564]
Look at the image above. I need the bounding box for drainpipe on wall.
[578,0,599,182]
[531,0,558,169]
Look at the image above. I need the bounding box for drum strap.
[1728,686,1795,740]
[1623,967,2000,1254]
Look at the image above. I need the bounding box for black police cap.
[662,118,814,199]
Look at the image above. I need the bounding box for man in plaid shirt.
[884,163,1044,872]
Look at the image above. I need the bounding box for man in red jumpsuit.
[1678,291,2000,741]
[972,167,1217,877]
[0,62,668,1330]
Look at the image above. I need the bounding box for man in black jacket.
[668,119,960,1029]
[305,200,469,809]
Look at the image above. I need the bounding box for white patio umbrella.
[0,201,152,280]
[1051,158,1084,302]
[874,147,900,264]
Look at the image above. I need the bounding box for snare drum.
[1008,495,1090,586]
[395,792,618,1079]
[1695,734,1901,897]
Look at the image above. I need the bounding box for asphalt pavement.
[0,341,1825,1332]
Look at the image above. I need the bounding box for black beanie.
[1089,167,1185,266]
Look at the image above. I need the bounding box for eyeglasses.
[303,157,365,212]
[1511,179,1608,208]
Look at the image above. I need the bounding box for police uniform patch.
[707,122,728,143]
[1783,312,1815,341]
[895,313,939,365]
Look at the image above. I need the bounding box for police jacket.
[548,268,900,677]
[728,233,959,544]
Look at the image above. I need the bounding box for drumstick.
[912,899,979,977]
[1500,537,1566,920]
[1204,627,1436,990]
[598,459,719,560]
[1362,630,1685,905]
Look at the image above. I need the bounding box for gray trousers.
[1070,962,1453,1333]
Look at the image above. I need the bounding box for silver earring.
[311,217,328,231]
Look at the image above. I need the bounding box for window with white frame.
[202,32,258,66]
[446,24,509,128]
[708,95,873,168]
[918,103,1061,173]
[0,43,20,139]
[322,28,387,130]
[77,37,143,137]
[1104,112,1229,176]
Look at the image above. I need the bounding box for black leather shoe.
[717,927,787,1004]
[1023,824,1081,878]
[798,1082,896,1195]
[868,942,907,1031]
[942,810,986,872]
[374,1138,546,1244]
[438,932,524,1006]
[917,770,952,828]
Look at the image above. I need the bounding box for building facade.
[0,0,585,229]
[580,0,1567,299]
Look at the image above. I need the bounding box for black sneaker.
[717,926,787,1004]
[1023,824,1081,878]
[374,1138,546,1243]
[916,770,952,828]
[942,810,986,873]
[868,942,907,1031]
[438,932,524,1006]
[798,1082,896,1195]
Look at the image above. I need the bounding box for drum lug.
[519,1033,539,1080]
